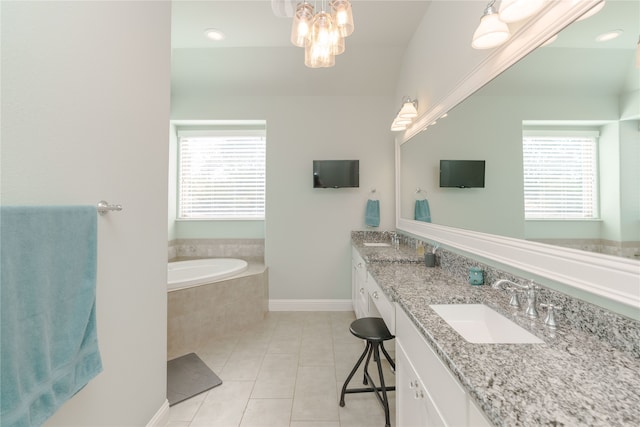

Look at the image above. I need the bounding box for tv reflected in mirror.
[439,160,485,188]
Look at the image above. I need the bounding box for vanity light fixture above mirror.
[391,97,418,131]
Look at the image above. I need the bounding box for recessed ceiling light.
[596,29,623,42]
[204,29,225,41]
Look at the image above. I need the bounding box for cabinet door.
[396,341,429,427]
[351,249,368,318]
[396,306,468,426]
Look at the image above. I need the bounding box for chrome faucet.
[390,233,399,249]
[525,283,541,319]
[540,303,563,329]
[492,279,528,309]
[492,279,540,319]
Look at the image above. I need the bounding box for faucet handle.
[506,287,521,308]
[540,303,563,329]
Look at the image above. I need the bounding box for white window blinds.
[523,132,598,220]
[178,134,266,220]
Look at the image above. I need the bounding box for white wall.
[169,123,178,242]
[1,1,170,425]
[171,94,396,300]
[395,1,489,110]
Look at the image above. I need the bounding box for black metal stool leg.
[373,344,392,427]
[363,341,374,385]
[380,341,395,371]
[339,341,371,407]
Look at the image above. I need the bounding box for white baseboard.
[146,399,170,427]
[269,299,353,312]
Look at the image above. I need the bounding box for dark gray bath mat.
[167,352,222,406]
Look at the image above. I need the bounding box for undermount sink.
[429,304,544,344]
[363,242,391,247]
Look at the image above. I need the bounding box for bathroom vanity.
[351,234,640,426]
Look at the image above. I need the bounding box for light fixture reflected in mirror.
[498,0,545,23]
[472,1,511,49]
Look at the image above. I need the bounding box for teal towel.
[1,206,102,427]
[365,199,380,227]
[415,199,431,222]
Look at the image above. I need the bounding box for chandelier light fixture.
[390,98,418,132]
[291,0,355,68]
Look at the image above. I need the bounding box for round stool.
[339,317,396,427]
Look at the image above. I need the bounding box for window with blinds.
[523,132,599,220]
[178,134,266,220]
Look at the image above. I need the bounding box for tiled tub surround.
[351,235,640,426]
[167,263,268,360]
[167,239,268,359]
[168,238,264,262]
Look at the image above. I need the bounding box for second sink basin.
[429,304,544,344]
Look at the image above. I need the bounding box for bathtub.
[167,258,267,359]
[167,258,248,292]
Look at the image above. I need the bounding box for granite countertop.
[352,241,640,427]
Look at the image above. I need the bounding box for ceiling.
[170,0,433,97]
[476,0,640,97]
[170,1,639,100]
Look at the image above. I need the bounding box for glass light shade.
[305,40,336,68]
[291,2,314,47]
[331,0,354,37]
[498,0,545,23]
[393,116,412,125]
[391,120,408,131]
[331,27,345,55]
[398,101,418,119]
[305,11,336,68]
[472,11,510,49]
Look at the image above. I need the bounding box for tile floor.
[168,311,396,427]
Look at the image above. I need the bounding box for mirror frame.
[395,0,640,311]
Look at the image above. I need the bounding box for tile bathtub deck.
[168,311,396,427]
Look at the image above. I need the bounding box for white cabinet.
[396,305,492,427]
[397,340,444,426]
[367,272,395,334]
[351,248,369,319]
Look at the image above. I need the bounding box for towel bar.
[97,200,123,215]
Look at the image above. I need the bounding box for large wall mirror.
[397,0,639,314]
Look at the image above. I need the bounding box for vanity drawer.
[367,272,395,334]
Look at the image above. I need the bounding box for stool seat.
[349,317,394,342]
[340,317,395,427]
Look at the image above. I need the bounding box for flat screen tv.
[439,160,485,188]
[313,160,359,188]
